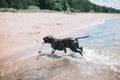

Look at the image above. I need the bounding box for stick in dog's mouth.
[36,42,45,60]
[38,43,45,53]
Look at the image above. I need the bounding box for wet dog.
[41,35,89,56]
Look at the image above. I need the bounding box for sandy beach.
[0,12,120,60]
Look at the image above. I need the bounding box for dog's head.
[43,35,55,43]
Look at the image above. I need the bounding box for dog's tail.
[75,36,90,40]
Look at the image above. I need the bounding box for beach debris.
[56,23,62,25]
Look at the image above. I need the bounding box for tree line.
[0,0,120,13]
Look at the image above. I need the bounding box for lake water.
[0,17,120,80]
[80,17,120,48]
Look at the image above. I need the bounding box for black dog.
[42,35,89,56]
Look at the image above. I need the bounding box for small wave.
[36,48,120,71]
[36,48,120,79]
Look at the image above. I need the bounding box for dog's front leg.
[51,49,55,55]
[64,48,67,53]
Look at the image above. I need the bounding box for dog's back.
[62,37,76,47]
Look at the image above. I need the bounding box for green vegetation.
[0,0,120,13]
[18,6,41,12]
[0,8,17,12]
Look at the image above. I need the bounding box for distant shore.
[0,12,120,61]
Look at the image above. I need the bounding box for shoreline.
[57,15,120,38]
[0,13,120,62]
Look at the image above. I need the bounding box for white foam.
[36,48,120,74]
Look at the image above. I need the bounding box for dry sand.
[0,12,120,60]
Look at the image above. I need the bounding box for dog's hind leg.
[78,47,85,54]
[71,48,83,56]
[78,50,83,56]
[73,41,83,52]
[77,47,83,51]
[78,47,85,53]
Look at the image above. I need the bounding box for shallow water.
[80,17,120,48]
[0,17,120,80]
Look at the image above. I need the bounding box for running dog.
[41,35,90,56]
